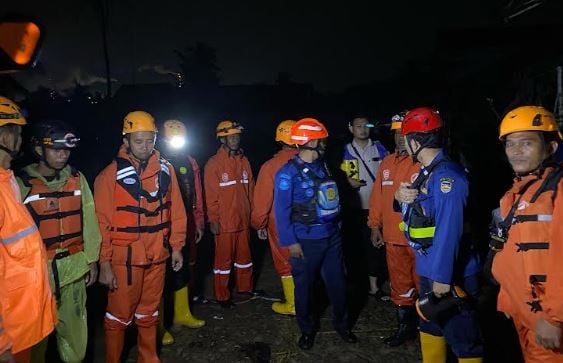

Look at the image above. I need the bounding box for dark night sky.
[6,0,498,93]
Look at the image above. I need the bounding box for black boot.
[298,333,316,350]
[384,306,418,347]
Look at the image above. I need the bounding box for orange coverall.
[251,148,297,277]
[0,168,56,363]
[94,146,186,363]
[492,166,563,362]
[204,146,255,302]
[368,153,421,306]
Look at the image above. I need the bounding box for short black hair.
[406,129,444,149]
[543,131,561,144]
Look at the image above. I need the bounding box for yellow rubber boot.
[173,286,205,328]
[272,276,296,316]
[159,302,175,345]
[458,358,483,363]
[420,332,447,363]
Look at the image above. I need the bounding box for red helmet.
[401,107,443,135]
[290,118,329,145]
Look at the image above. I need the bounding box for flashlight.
[169,135,186,149]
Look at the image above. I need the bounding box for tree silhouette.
[175,42,220,87]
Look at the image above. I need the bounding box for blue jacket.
[401,151,480,283]
[274,156,339,247]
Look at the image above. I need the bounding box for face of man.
[0,125,22,157]
[394,130,406,153]
[505,131,556,174]
[124,131,156,161]
[37,147,71,170]
[221,133,241,151]
[348,118,371,141]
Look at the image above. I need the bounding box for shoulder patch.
[277,173,291,191]
[439,177,453,194]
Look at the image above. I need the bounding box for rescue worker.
[0,96,56,363]
[159,120,205,346]
[395,107,482,362]
[16,120,101,363]
[95,111,186,363]
[251,120,298,316]
[368,113,421,346]
[491,106,563,362]
[341,115,388,299]
[204,120,257,308]
[274,118,357,350]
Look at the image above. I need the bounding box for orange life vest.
[493,166,563,329]
[110,157,171,243]
[20,168,84,258]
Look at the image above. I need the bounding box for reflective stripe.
[219,180,237,187]
[240,179,249,184]
[399,221,406,232]
[117,166,135,176]
[298,125,322,131]
[537,214,553,221]
[234,262,253,269]
[382,181,394,186]
[213,269,231,275]
[160,162,170,175]
[23,189,81,204]
[116,170,137,180]
[408,226,436,239]
[399,287,416,298]
[291,135,308,141]
[1,225,38,245]
[134,311,159,319]
[105,312,132,326]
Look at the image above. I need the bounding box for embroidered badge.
[517,201,529,211]
[440,177,453,193]
[242,170,248,180]
[123,177,136,185]
[278,174,291,191]
[222,173,229,182]
[383,169,390,180]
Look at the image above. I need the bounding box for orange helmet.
[0,96,26,126]
[122,111,157,134]
[216,120,243,137]
[390,112,406,131]
[275,120,296,144]
[290,118,328,145]
[499,106,562,140]
[163,120,187,148]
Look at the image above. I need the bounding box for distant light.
[169,135,186,149]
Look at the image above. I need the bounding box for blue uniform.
[401,151,483,358]
[274,156,348,334]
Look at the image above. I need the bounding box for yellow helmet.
[499,106,562,140]
[122,111,157,134]
[216,120,243,138]
[275,120,296,144]
[0,96,27,126]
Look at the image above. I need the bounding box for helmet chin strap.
[0,135,20,159]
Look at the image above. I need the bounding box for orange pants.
[213,230,253,301]
[268,227,291,277]
[386,243,419,306]
[514,319,563,363]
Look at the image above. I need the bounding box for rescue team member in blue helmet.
[395,107,483,363]
[273,118,357,351]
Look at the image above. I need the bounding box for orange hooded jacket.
[251,148,297,231]
[204,146,254,233]
[0,168,56,355]
[368,152,420,245]
[94,145,186,266]
[492,166,563,330]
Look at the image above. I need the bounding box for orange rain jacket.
[204,146,254,233]
[94,146,186,266]
[251,148,298,232]
[368,153,421,245]
[0,168,56,355]
[492,166,563,331]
